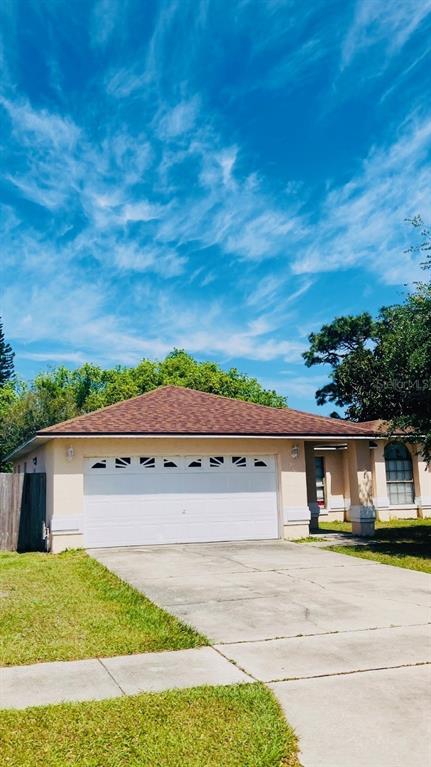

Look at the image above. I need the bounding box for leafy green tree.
[304,220,431,459]
[0,317,14,385]
[0,350,286,469]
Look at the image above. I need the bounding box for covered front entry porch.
[295,438,431,538]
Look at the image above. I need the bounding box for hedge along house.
[8,386,431,553]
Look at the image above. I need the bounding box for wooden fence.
[0,473,46,552]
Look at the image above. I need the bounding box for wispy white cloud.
[246,275,313,309]
[292,116,431,284]
[341,0,431,70]
[272,373,329,401]
[156,97,200,139]
[2,0,431,388]
[20,351,87,364]
[91,0,124,48]
[113,244,187,276]
[2,272,304,367]
[0,91,301,271]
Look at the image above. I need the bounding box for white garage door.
[84,454,279,548]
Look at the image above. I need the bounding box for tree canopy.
[304,218,431,459]
[0,349,286,469]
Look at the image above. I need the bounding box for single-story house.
[8,385,431,552]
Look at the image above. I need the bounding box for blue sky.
[1,0,431,413]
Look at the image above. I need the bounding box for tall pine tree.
[0,317,14,385]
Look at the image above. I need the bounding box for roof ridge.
[159,385,289,411]
[153,388,371,431]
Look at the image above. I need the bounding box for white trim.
[38,433,383,441]
[275,453,283,539]
[415,496,431,507]
[7,431,386,461]
[284,506,311,524]
[389,503,417,510]
[51,515,83,533]
[373,496,390,508]
[314,446,348,451]
[329,498,347,510]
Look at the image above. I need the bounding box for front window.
[384,443,415,505]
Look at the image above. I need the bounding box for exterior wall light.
[66,447,74,461]
[291,445,300,459]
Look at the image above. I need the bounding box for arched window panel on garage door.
[253,458,269,469]
[209,456,224,468]
[187,457,203,470]
[163,457,181,469]
[139,457,183,471]
[115,457,132,469]
[140,456,156,469]
[232,456,247,468]
[89,459,107,470]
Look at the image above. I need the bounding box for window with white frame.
[384,443,415,505]
[232,456,246,467]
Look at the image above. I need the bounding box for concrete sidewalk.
[0,646,252,710]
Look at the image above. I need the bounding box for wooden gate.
[0,473,47,552]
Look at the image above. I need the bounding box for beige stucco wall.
[15,436,430,551]
[19,436,310,551]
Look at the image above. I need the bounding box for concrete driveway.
[91,540,431,767]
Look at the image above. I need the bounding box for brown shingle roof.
[38,385,378,437]
[358,419,387,432]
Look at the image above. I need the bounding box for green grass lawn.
[0,550,206,666]
[320,518,431,574]
[0,683,299,767]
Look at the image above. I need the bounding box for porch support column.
[371,442,390,521]
[342,448,351,520]
[305,442,320,532]
[347,440,376,537]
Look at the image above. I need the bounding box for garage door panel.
[84,454,279,547]
[86,472,276,496]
